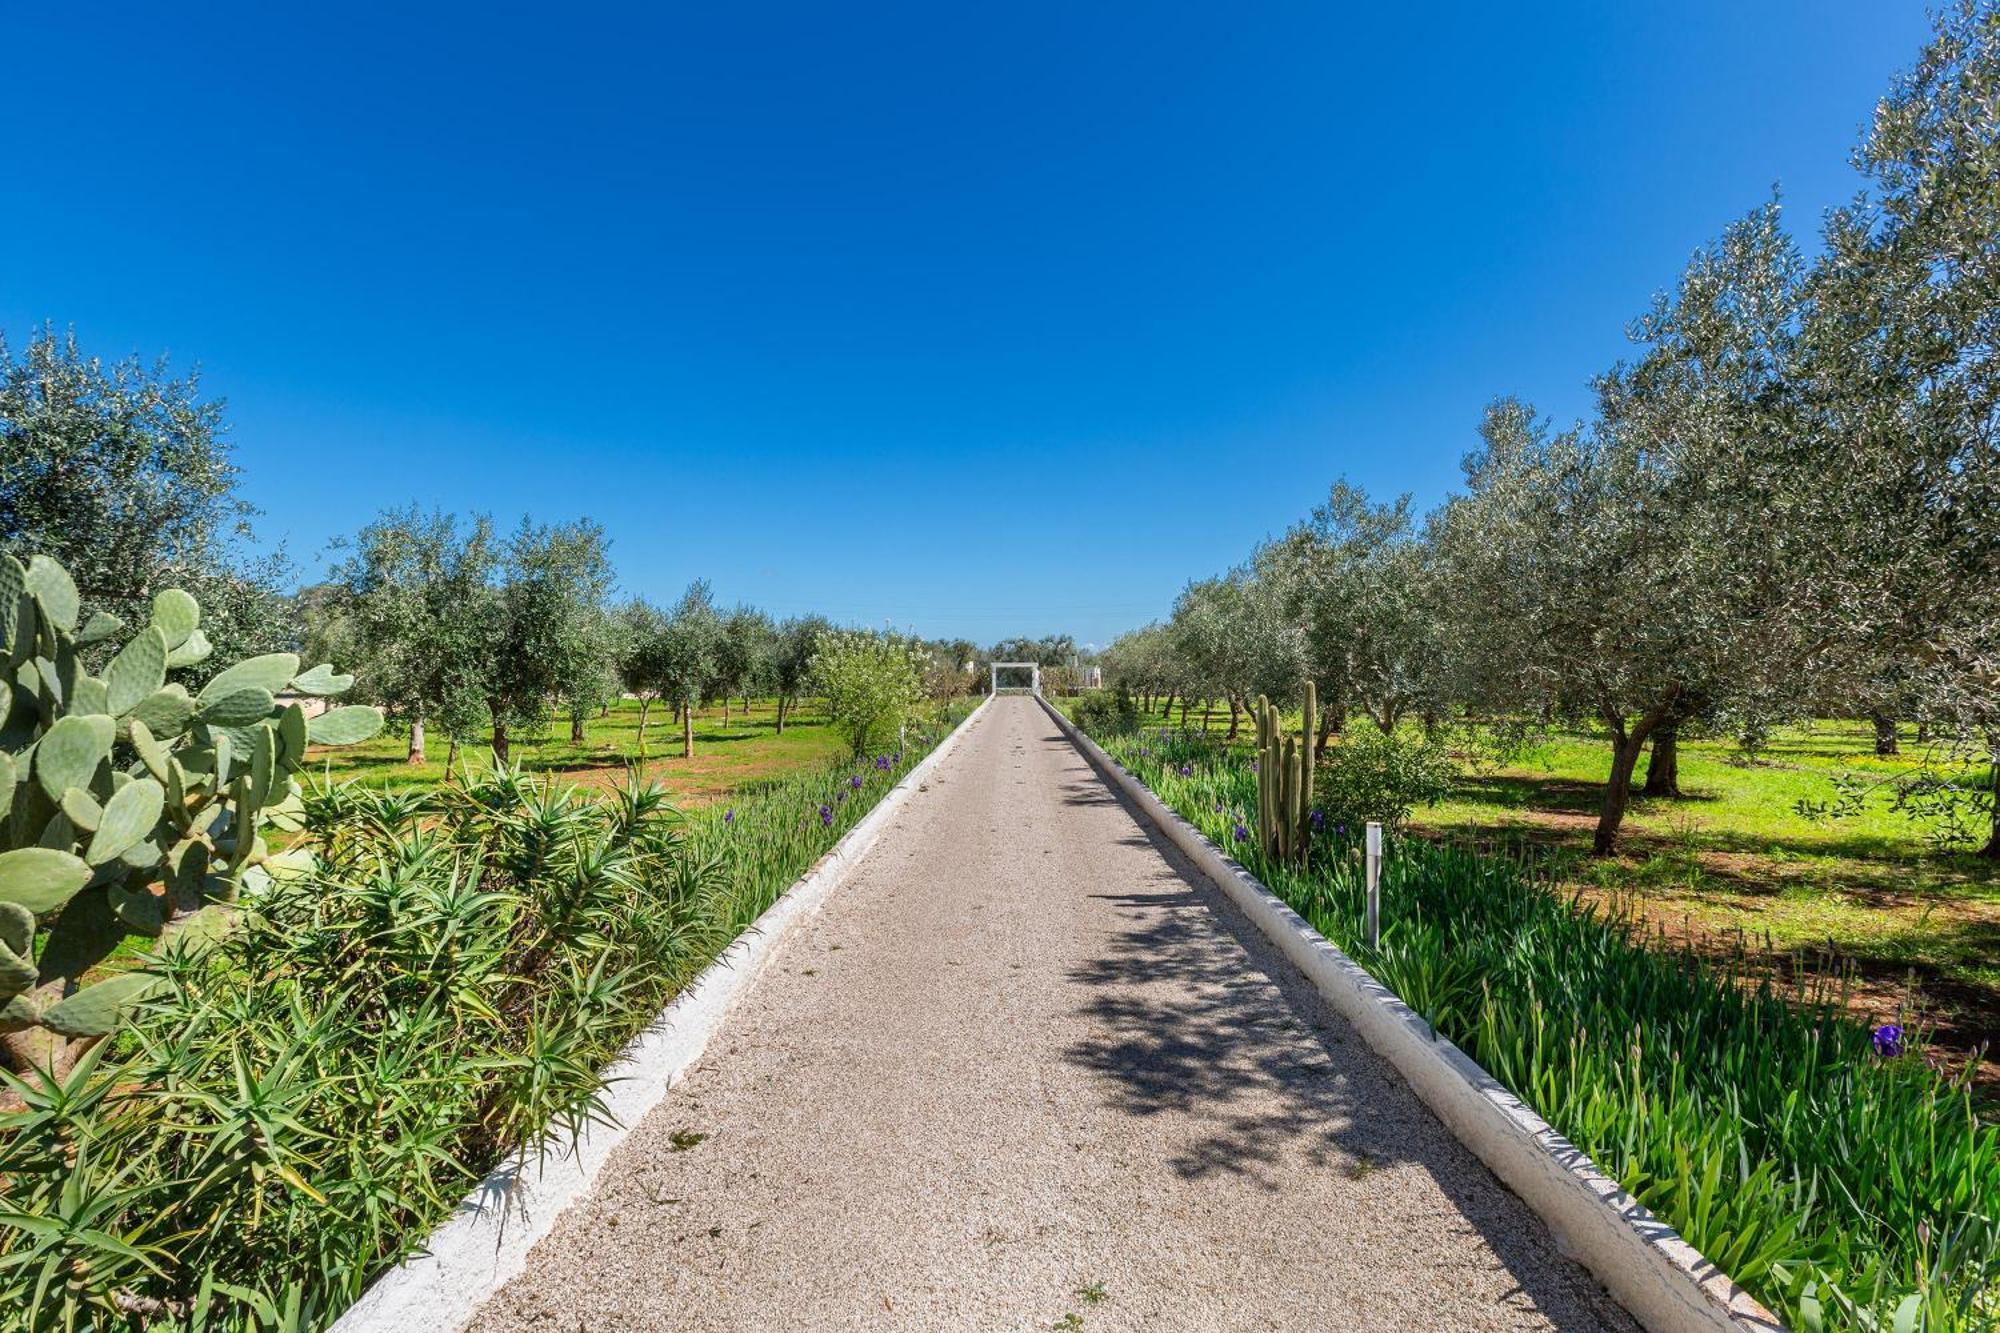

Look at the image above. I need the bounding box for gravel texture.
[469,697,1634,1332]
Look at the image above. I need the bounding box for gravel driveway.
[468,696,1633,1332]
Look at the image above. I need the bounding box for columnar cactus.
[1253,682,1316,863]
[0,553,382,1070]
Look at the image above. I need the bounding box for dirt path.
[469,697,1632,1332]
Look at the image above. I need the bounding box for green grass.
[309,696,864,806]
[1423,720,2000,1086]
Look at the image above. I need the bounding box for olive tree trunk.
[1641,722,1680,797]
[1871,710,1900,756]
[1981,751,2000,861]
[408,714,426,764]
[1593,690,1678,856]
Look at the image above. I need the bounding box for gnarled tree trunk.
[1593,689,1678,856]
[492,718,509,762]
[1871,710,1899,756]
[1642,722,1680,797]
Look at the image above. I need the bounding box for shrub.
[811,628,925,757]
[1070,688,1139,736]
[1313,725,1455,833]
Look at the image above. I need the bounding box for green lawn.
[1077,697,2000,1086]
[1422,719,1999,1083]
[307,696,932,808]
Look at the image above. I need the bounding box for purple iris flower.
[851,774,864,790]
[1233,823,1250,842]
[1250,761,1259,774]
[1873,1024,1904,1058]
[819,804,834,827]
[1309,808,1324,833]
[1178,764,1192,777]
[724,808,735,824]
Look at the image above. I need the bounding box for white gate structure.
[989,662,1041,695]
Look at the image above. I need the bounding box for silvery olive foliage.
[0,328,295,683]
[1168,571,1303,738]
[316,507,498,762]
[0,551,382,1077]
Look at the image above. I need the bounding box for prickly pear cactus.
[0,552,382,1066]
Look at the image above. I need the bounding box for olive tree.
[1796,0,2000,854]
[616,599,673,759]
[771,614,829,734]
[320,507,496,763]
[657,581,721,759]
[1168,571,1301,737]
[0,326,293,675]
[1257,480,1454,752]
[482,519,614,761]
[711,606,774,726]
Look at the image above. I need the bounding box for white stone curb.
[1040,699,1783,1333]
[332,697,993,1333]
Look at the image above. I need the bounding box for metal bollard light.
[1364,821,1383,950]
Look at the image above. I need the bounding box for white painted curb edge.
[1040,699,1783,1333]
[333,697,993,1333]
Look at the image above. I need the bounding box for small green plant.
[1076,1280,1108,1305]
[1314,724,1455,835]
[1071,688,1139,736]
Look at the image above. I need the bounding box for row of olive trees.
[1107,2,2000,859]
[305,506,987,766]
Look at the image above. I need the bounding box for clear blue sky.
[4,3,1931,648]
